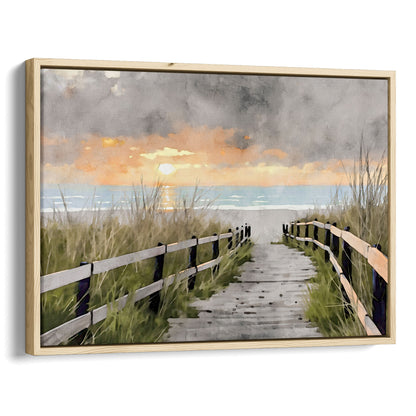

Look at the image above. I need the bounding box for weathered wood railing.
[283,220,388,336]
[41,224,252,346]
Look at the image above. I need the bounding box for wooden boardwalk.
[165,243,322,342]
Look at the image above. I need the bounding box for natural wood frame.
[26,58,396,355]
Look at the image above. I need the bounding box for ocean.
[41,184,352,213]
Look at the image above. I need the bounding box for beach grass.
[41,184,252,345]
[283,146,388,337]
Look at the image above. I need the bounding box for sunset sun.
[158,163,176,175]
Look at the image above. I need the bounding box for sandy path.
[203,208,309,244]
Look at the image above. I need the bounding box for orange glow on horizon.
[41,125,386,187]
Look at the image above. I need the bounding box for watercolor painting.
[39,67,389,346]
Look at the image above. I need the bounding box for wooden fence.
[40,224,252,346]
[283,220,388,336]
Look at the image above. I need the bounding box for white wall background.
[1,1,414,415]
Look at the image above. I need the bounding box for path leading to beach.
[165,243,322,342]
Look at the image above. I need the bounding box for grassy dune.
[41,185,252,345]
[284,147,388,337]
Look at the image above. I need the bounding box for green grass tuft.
[41,184,252,345]
[282,144,387,337]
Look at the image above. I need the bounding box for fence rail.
[41,233,236,293]
[283,220,388,336]
[41,224,252,346]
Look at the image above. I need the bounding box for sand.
[204,209,309,244]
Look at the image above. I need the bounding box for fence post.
[305,223,309,246]
[372,244,387,335]
[290,222,294,238]
[76,261,91,316]
[312,219,318,250]
[282,223,287,241]
[212,233,219,274]
[228,228,233,250]
[188,236,198,290]
[324,221,331,262]
[332,222,339,257]
[240,225,244,245]
[341,226,352,282]
[340,226,353,317]
[235,226,239,247]
[149,242,165,313]
[74,261,92,343]
[248,225,251,239]
[296,221,300,238]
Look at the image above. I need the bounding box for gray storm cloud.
[41,69,388,166]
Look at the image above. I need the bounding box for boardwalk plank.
[165,244,322,342]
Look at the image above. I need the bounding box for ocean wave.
[206,204,326,211]
[43,195,85,200]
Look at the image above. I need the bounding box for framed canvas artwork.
[26,59,395,355]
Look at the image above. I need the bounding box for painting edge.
[25,58,396,355]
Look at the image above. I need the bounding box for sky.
[41,68,388,187]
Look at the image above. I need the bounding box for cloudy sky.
[41,68,388,186]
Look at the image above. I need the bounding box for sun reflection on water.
[160,186,177,210]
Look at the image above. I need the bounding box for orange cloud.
[262,148,288,159]
[42,125,368,186]
[102,137,125,147]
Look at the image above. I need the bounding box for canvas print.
[39,67,389,347]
